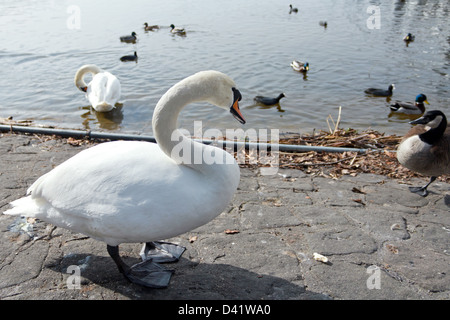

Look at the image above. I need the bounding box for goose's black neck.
[419,115,447,145]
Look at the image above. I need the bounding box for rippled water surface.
[1,0,449,136]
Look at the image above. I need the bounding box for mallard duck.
[170,24,186,35]
[403,33,415,42]
[290,60,309,72]
[254,93,285,106]
[365,84,395,96]
[144,23,159,31]
[120,32,137,43]
[120,51,138,62]
[289,5,298,13]
[397,110,450,197]
[4,70,246,288]
[74,65,121,112]
[390,94,429,114]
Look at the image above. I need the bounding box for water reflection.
[247,102,286,114]
[1,0,449,135]
[80,105,124,131]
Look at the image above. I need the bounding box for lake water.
[1,0,449,136]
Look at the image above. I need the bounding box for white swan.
[4,70,246,288]
[74,64,121,112]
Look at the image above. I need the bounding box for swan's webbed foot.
[140,241,186,263]
[124,260,174,288]
[408,176,436,197]
[107,244,174,288]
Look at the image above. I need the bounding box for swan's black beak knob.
[230,88,245,124]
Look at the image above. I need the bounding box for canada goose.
[254,93,285,106]
[74,65,121,112]
[365,84,395,97]
[397,110,450,197]
[4,71,246,288]
[390,94,429,114]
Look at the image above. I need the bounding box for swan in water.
[74,64,121,112]
[4,70,246,288]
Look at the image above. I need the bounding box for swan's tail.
[3,196,38,217]
[94,101,114,112]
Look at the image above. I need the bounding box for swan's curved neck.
[74,65,102,91]
[152,77,209,168]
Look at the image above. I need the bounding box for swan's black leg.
[408,176,437,197]
[107,244,130,274]
[140,241,186,263]
[107,244,174,288]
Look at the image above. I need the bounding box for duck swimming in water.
[4,71,246,288]
[120,51,138,62]
[289,4,298,13]
[170,24,186,35]
[254,93,285,106]
[403,33,415,42]
[365,84,395,97]
[120,32,137,43]
[397,110,450,197]
[390,94,429,115]
[144,23,159,31]
[290,60,309,72]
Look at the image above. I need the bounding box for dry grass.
[237,127,449,183]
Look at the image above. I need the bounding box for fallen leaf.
[224,229,240,234]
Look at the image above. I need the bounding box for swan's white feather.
[5,70,242,247]
[87,71,121,111]
[74,65,121,112]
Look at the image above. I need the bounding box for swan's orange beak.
[230,88,245,124]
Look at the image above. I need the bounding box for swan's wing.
[104,73,121,105]
[87,72,121,107]
[87,73,109,106]
[17,141,230,244]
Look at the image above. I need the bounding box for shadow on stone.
[51,252,330,300]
